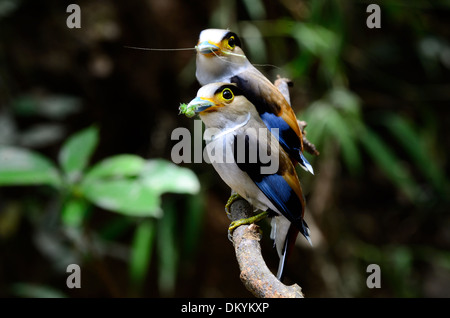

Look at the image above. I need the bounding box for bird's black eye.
[222,88,234,101]
[227,36,236,49]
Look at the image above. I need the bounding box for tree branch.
[228,198,304,298]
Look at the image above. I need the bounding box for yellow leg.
[225,192,242,218]
[227,210,269,239]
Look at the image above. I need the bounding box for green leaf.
[329,87,361,117]
[360,128,419,201]
[383,113,446,192]
[301,97,363,174]
[81,178,162,217]
[0,146,62,188]
[58,126,99,183]
[240,22,267,64]
[12,94,81,119]
[129,220,156,290]
[61,197,89,227]
[182,192,205,258]
[140,159,200,195]
[84,154,146,183]
[293,23,338,57]
[11,283,67,298]
[324,107,363,174]
[98,216,133,241]
[241,0,266,20]
[80,158,199,217]
[157,200,178,296]
[299,100,330,147]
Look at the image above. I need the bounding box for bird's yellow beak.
[187,97,216,115]
[195,40,220,56]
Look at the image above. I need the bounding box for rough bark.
[228,198,304,298]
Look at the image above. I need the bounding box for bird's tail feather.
[276,219,312,281]
[299,153,314,175]
[276,225,299,281]
[301,219,312,246]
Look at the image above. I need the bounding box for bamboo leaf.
[157,200,178,296]
[360,127,419,201]
[383,113,446,192]
[11,283,67,298]
[182,192,205,258]
[129,220,156,290]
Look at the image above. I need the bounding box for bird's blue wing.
[232,134,310,242]
[230,74,313,174]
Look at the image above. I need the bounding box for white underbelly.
[206,134,279,214]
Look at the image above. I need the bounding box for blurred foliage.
[0,0,450,298]
[0,126,201,296]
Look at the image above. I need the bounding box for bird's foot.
[225,193,243,219]
[227,210,269,241]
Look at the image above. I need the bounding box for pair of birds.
[182,29,314,280]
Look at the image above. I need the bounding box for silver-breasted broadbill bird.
[195,28,314,175]
[181,83,311,280]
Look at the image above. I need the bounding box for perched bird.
[195,28,313,174]
[182,82,311,280]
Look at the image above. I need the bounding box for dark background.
[0,0,449,297]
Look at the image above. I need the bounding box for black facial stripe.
[222,31,242,48]
[213,84,244,97]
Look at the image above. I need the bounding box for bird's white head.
[186,83,257,129]
[195,29,249,85]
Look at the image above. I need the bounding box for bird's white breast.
[203,120,279,214]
